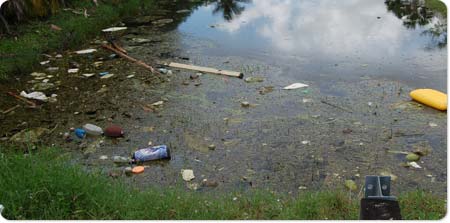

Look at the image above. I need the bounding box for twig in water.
[49,124,59,134]
[7,92,37,108]
[102,44,160,74]
[111,41,127,54]
[1,105,20,114]
[320,99,353,113]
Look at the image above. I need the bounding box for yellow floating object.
[410,89,447,111]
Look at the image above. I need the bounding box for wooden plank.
[168,62,243,79]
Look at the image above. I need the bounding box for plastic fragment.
[283,83,309,90]
[76,49,97,54]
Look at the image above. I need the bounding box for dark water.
[178,0,447,91]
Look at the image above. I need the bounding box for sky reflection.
[178,0,446,89]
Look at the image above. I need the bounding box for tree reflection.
[212,0,251,22]
[385,0,447,48]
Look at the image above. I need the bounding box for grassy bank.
[0,148,446,220]
[0,0,157,79]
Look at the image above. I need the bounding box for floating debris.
[132,166,145,174]
[68,68,79,73]
[50,24,62,31]
[82,124,104,136]
[100,73,115,79]
[410,89,447,111]
[244,76,265,83]
[40,60,50,65]
[259,86,274,95]
[301,140,310,145]
[30,72,46,77]
[181,169,195,181]
[102,27,127,32]
[82,73,96,78]
[132,38,151,44]
[124,167,133,176]
[406,153,420,162]
[208,144,216,150]
[168,62,243,78]
[202,179,219,187]
[105,125,124,138]
[190,73,199,79]
[409,162,422,169]
[152,101,164,106]
[410,141,433,157]
[345,180,357,191]
[20,91,48,102]
[387,150,409,155]
[187,182,199,190]
[342,128,353,134]
[241,101,250,108]
[75,49,97,54]
[158,68,169,74]
[74,128,86,139]
[283,83,309,90]
[49,94,57,103]
[46,67,59,72]
[133,145,170,162]
[152,18,174,25]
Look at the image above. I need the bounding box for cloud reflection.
[217,0,411,58]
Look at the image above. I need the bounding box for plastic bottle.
[132,145,171,163]
[82,124,104,136]
[113,156,131,165]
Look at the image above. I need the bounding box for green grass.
[0,0,156,79]
[0,148,446,220]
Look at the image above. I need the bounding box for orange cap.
[132,166,145,174]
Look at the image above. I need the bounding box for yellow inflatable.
[410,89,447,111]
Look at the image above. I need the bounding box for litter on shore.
[102,27,127,32]
[181,169,195,181]
[20,91,49,102]
[75,49,97,54]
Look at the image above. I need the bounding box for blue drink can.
[132,145,171,162]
